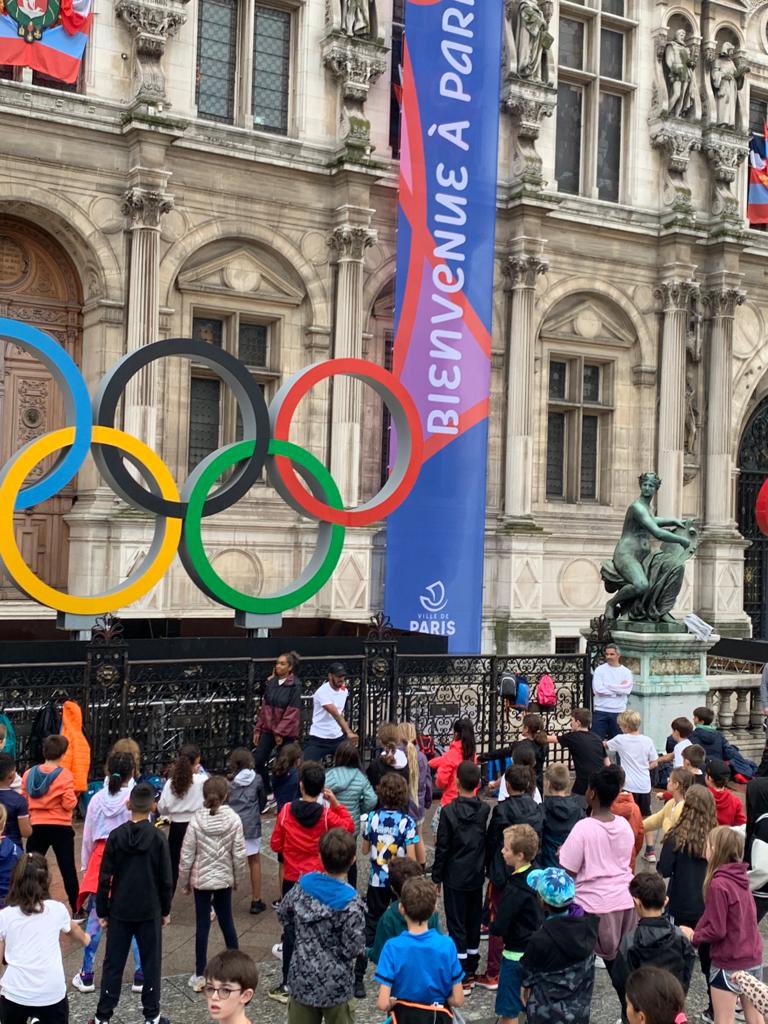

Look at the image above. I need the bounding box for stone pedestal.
[611,627,720,749]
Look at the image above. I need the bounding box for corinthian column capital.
[654,279,699,313]
[701,286,746,319]
[503,254,548,290]
[328,224,377,261]
[122,187,174,229]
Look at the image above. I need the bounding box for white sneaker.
[595,956,606,969]
[72,973,95,993]
[272,942,283,960]
[188,975,206,993]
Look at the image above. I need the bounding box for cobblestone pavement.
[51,798,759,1024]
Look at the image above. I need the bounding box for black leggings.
[26,824,79,914]
[0,996,68,1024]
[167,822,188,895]
[193,888,238,977]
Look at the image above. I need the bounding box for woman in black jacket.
[252,651,302,791]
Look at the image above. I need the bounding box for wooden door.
[0,217,83,599]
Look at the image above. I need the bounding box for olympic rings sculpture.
[0,319,423,617]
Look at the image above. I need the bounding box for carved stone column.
[121,186,174,448]
[695,278,751,636]
[321,32,388,161]
[655,277,699,516]
[116,0,190,108]
[328,219,376,505]
[503,79,557,198]
[502,247,548,519]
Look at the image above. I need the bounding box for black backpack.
[27,700,61,765]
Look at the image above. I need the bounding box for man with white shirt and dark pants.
[591,644,634,740]
[302,662,358,763]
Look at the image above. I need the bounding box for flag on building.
[0,0,92,83]
[748,123,768,225]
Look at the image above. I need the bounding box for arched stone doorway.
[0,216,83,599]
[738,396,768,638]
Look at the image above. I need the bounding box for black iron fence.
[0,627,589,777]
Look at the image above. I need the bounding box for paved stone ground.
[44,797,763,1024]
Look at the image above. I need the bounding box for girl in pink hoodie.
[429,718,477,808]
[684,826,764,1024]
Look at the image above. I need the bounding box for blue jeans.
[82,896,141,978]
[593,710,620,740]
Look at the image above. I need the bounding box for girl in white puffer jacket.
[178,775,246,992]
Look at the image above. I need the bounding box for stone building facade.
[1,0,768,651]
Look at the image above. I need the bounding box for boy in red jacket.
[269,761,354,1004]
[706,759,746,827]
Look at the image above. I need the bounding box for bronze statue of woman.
[602,472,692,623]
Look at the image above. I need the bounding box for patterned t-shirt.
[363,808,418,887]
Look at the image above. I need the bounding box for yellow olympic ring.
[0,426,182,614]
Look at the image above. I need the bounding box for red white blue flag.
[0,0,92,83]
[748,122,768,225]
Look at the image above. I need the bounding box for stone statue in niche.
[341,0,374,37]
[664,28,698,118]
[684,374,699,456]
[511,0,554,82]
[710,41,746,128]
[601,472,697,624]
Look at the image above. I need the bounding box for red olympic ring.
[271,358,423,527]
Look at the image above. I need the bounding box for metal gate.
[738,398,768,638]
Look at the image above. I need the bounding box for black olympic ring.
[91,338,271,518]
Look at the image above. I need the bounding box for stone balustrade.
[707,671,764,760]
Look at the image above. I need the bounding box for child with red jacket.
[610,768,644,871]
[429,719,476,807]
[706,759,746,827]
[269,761,354,1004]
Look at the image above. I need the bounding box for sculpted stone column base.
[649,118,702,228]
[610,628,720,748]
[503,77,557,197]
[695,528,752,638]
[321,32,388,161]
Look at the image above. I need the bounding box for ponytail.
[522,713,547,747]
[397,722,420,810]
[106,751,134,795]
[170,742,200,798]
[203,775,229,814]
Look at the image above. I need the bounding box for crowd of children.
[1,671,768,1024]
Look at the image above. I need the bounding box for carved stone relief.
[115,0,191,106]
[321,31,388,159]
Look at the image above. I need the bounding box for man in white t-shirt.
[591,643,633,740]
[302,662,358,763]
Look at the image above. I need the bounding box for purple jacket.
[693,862,763,969]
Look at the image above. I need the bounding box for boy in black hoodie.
[483,764,543,983]
[92,782,173,1024]
[540,764,585,868]
[690,706,730,761]
[611,872,695,1024]
[520,867,598,1024]
[432,760,490,992]
[488,824,542,1022]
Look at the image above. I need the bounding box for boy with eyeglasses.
[204,950,258,1024]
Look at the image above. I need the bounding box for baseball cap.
[328,662,347,677]
[527,867,575,907]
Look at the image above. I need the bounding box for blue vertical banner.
[384,0,504,652]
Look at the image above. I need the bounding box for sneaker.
[473,974,499,991]
[132,971,144,993]
[480,924,489,941]
[644,847,657,864]
[264,795,277,814]
[272,942,283,960]
[188,975,206,993]
[72,973,95,994]
[462,976,475,995]
[272,898,281,911]
[267,984,290,1005]
[354,979,366,1000]
[147,1017,171,1024]
[250,899,266,915]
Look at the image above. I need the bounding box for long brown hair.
[203,775,229,814]
[170,743,200,798]
[7,853,49,915]
[668,786,717,859]
[398,722,420,809]
[522,714,547,747]
[273,741,301,778]
[704,824,744,897]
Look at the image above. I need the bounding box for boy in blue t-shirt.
[0,754,30,848]
[359,773,419,997]
[375,875,464,1016]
